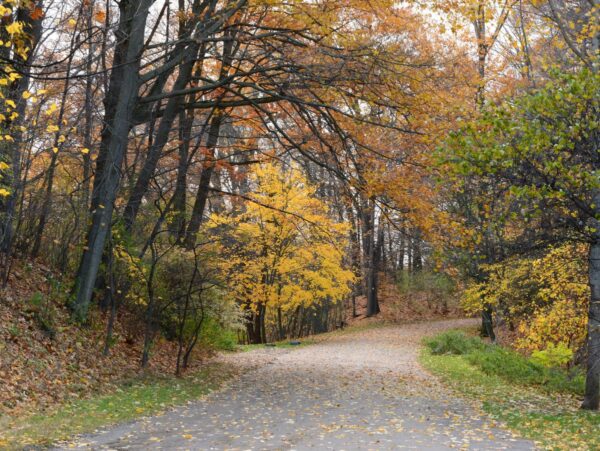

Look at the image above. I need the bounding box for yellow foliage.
[517,298,587,355]
[209,162,354,315]
[462,244,588,355]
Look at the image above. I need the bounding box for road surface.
[56,319,534,450]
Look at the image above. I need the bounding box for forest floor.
[50,318,534,450]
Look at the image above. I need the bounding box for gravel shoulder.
[55,318,534,450]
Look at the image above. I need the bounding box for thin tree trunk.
[122,42,203,231]
[0,3,44,282]
[184,114,223,249]
[82,0,96,210]
[31,28,79,256]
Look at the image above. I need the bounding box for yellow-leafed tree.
[209,162,354,344]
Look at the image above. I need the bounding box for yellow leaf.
[81,147,90,155]
[182,434,193,439]
[5,21,23,35]
[0,188,10,197]
[45,103,58,115]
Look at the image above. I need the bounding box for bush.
[466,346,546,385]
[426,330,585,395]
[397,270,456,296]
[466,345,584,395]
[530,342,573,368]
[424,330,486,355]
[200,317,238,351]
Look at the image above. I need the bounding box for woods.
[0,0,599,439]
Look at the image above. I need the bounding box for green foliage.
[424,330,485,355]
[421,346,598,451]
[424,330,584,395]
[531,343,574,369]
[199,317,238,351]
[397,270,456,296]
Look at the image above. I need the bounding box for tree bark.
[184,114,223,249]
[583,208,600,410]
[363,198,380,317]
[0,2,44,280]
[122,42,203,230]
[169,110,193,242]
[72,0,155,322]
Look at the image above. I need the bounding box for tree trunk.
[412,230,422,271]
[481,307,496,343]
[363,198,379,317]
[0,3,44,281]
[31,35,77,257]
[122,43,202,231]
[184,114,223,249]
[583,223,600,409]
[72,0,155,322]
[81,0,96,210]
[170,110,193,242]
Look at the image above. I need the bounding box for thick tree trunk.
[169,110,193,242]
[412,230,422,271]
[72,0,154,322]
[363,198,380,317]
[583,224,600,409]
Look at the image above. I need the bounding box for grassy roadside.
[420,330,599,450]
[0,362,238,450]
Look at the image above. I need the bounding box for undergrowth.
[0,363,236,450]
[422,329,595,450]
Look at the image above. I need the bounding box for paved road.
[56,319,534,450]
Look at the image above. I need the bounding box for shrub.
[425,330,486,355]
[466,346,546,385]
[530,342,573,369]
[200,317,238,351]
[397,270,456,296]
[426,330,585,395]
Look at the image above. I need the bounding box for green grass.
[0,363,236,450]
[421,330,598,450]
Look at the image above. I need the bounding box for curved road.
[57,319,534,450]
